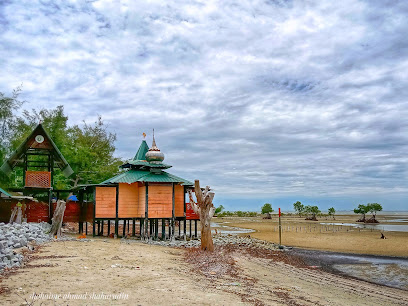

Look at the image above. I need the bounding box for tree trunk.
[188,180,215,252]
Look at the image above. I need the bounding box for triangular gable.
[133,140,149,161]
[0,123,73,177]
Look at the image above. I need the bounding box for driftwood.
[49,200,66,238]
[9,205,22,224]
[188,180,215,251]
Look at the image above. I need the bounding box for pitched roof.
[0,186,12,197]
[121,139,171,170]
[133,140,149,161]
[0,123,73,177]
[101,169,193,186]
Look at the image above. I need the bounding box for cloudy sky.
[1,0,408,211]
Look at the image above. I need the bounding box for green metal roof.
[0,186,12,197]
[134,140,149,161]
[124,160,171,169]
[121,140,171,170]
[0,123,73,177]
[101,169,193,186]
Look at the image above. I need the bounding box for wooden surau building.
[0,123,73,221]
[77,133,195,239]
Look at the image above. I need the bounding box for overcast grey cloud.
[1,0,408,210]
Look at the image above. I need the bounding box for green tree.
[367,203,382,221]
[261,203,273,214]
[65,116,123,188]
[293,201,304,217]
[353,204,369,222]
[215,205,224,214]
[304,205,320,221]
[8,106,122,190]
[0,86,24,188]
[328,207,336,220]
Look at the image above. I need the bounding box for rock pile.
[0,222,51,271]
[125,234,291,251]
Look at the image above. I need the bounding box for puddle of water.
[320,222,408,232]
[211,222,255,235]
[333,263,408,290]
[291,249,408,290]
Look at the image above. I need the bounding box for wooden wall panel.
[139,184,146,217]
[148,184,172,218]
[174,184,185,217]
[95,187,116,218]
[118,183,145,218]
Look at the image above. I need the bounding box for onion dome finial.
[145,129,165,163]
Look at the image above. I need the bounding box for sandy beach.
[1,237,408,305]
[214,214,408,257]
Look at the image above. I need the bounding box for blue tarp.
[67,195,78,201]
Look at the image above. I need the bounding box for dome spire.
[145,129,165,163]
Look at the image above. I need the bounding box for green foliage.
[0,87,24,188]
[261,203,273,214]
[217,211,258,217]
[367,203,382,217]
[304,205,320,218]
[2,102,123,189]
[215,205,224,214]
[353,204,370,216]
[293,201,304,216]
[328,207,335,216]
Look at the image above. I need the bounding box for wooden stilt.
[127,220,130,233]
[183,219,186,240]
[101,220,104,236]
[155,219,159,240]
[132,219,135,236]
[93,219,96,237]
[107,220,111,236]
[162,218,165,240]
[194,220,197,238]
[123,219,126,237]
[178,220,181,237]
[97,220,100,236]
[190,220,192,238]
[86,222,88,235]
[140,219,143,238]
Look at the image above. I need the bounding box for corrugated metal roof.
[0,186,12,197]
[101,169,193,186]
[141,172,193,185]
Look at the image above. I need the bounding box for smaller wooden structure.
[0,123,73,221]
[76,133,198,239]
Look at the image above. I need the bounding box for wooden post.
[194,220,197,239]
[190,220,192,238]
[86,222,88,235]
[278,208,282,246]
[140,219,143,238]
[155,219,159,240]
[115,185,119,237]
[123,219,126,237]
[101,220,104,236]
[108,220,111,236]
[93,187,96,237]
[132,219,136,236]
[162,218,165,240]
[172,183,175,240]
[145,183,149,239]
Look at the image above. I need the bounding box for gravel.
[0,222,52,271]
[122,234,291,251]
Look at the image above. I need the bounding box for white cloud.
[1,0,408,209]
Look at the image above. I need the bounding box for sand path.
[1,238,408,305]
